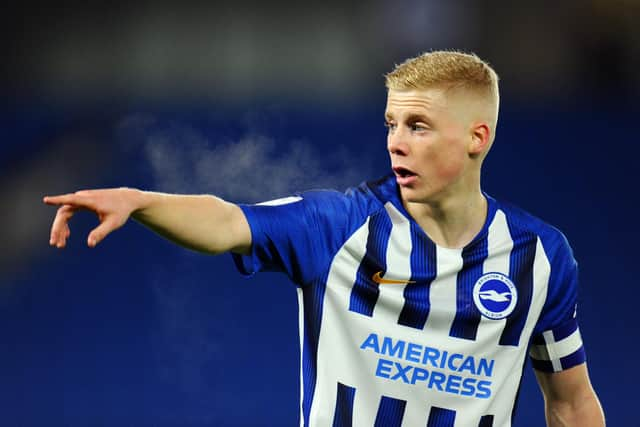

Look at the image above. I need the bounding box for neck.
[404,189,488,249]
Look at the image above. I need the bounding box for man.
[44,51,604,426]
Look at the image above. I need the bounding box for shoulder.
[297,175,395,225]
[493,197,575,262]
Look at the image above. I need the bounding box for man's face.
[385,88,472,204]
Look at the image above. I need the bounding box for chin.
[398,186,427,203]
[398,184,443,205]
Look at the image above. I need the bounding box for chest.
[324,209,546,349]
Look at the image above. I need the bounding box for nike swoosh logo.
[371,271,416,285]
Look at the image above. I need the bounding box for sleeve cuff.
[230,204,262,277]
[232,252,258,277]
[529,318,586,372]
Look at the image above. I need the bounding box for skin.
[43,85,604,427]
[535,364,605,427]
[43,190,251,255]
[385,87,493,248]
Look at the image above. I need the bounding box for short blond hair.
[385,50,499,101]
[386,51,500,139]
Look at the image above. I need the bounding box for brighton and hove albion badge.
[472,272,518,319]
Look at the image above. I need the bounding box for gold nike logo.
[371,271,416,285]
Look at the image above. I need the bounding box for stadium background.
[1,1,638,425]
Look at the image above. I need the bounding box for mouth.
[393,166,417,179]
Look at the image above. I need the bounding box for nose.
[387,128,409,156]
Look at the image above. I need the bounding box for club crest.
[472,272,518,319]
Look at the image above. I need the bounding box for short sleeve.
[232,189,370,286]
[529,231,586,373]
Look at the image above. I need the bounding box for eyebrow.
[384,112,430,123]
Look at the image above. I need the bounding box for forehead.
[385,88,449,117]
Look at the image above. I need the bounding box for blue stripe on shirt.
[332,382,356,427]
[500,225,537,346]
[398,224,437,329]
[349,212,392,317]
[301,277,330,426]
[426,406,456,427]
[450,237,489,341]
[373,395,406,427]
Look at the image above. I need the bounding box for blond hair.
[386,51,501,146]
[385,51,499,103]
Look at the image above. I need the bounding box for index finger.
[43,192,90,207]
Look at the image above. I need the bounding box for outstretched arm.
[535,363,605,427]
[43,188,251,255]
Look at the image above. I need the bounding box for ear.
[469,122,491,156]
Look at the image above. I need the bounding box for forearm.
[131,189,251,255]
[545,393,605,427]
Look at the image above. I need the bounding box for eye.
[384,121,397,131]
[410,123,428,132]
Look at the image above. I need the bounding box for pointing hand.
[43,188,138,248]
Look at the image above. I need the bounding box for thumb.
[87,218,119,248]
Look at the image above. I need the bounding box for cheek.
[429,138,467,179]
[435,154,465,180]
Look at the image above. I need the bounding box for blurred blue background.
[2,1,638,425]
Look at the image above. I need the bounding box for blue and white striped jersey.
[233,174,586,427]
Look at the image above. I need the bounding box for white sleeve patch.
[256,196,303,206]
[529,328,584,372]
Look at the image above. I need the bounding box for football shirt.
[233,175,586,427]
